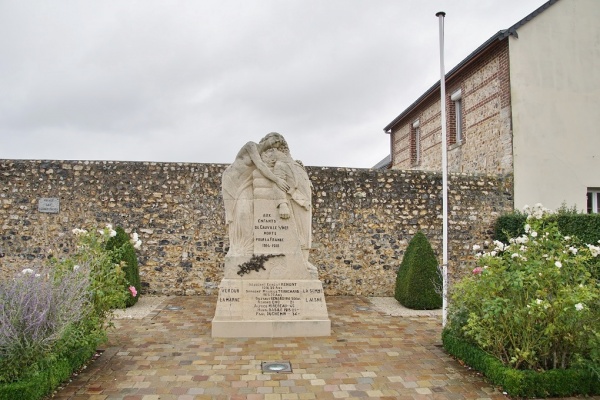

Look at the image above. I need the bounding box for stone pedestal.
[211,278,330,337]
[212,199,331,338]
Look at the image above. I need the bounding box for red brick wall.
[391,40,513,174]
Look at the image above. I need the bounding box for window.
[587,189,600,213]
[411,120,420,165]
[450,89,463,145]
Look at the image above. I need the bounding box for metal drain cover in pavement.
[165,305,183,311]
[261,361,292,373]
[355,306,370,311]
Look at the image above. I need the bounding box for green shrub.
[443,330,600,397]
[493,211,526,243]
[105,226,141,307]
[69,226,129,325]
[0,334,97,400]
[451,204,600,373]
[495,209,600,281]
[394,231,442,309]
[495,208,600,261]
[555,213,600,249]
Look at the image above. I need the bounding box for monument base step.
[211,319,331,338]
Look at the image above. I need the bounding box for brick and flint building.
[383,0,600,212]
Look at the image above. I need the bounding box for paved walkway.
[50,297,596,400]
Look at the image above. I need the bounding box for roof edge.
[383,0,560,133]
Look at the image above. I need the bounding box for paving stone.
[48,296,599,400]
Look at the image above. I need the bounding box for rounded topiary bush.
[105,227,140,307]
[394,231,442,309]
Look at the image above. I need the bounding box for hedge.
[0,342,97,400]
[494,212,600,245]
[494,212,600,279]
[442,330,600,398]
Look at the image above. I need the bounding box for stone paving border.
[368,297,442,317]
[111,296,170,320]
[50,296,598,400]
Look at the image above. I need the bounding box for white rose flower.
[587,244,600,257]
[493,240,506,251]
[575,303,584,311]
[568,246,578,255]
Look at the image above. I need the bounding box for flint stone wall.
[0,160,513,296]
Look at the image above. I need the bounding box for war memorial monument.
[211,133,331,337]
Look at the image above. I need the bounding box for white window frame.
[451,89,463,144]
[587,188,600,213]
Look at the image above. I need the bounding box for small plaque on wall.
[38,198,60,213]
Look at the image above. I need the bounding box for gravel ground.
[111,296,442,319]
[368,297,442,317]
[111,296,169,319]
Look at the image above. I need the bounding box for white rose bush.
[446,204,599,396]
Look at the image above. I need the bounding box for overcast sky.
[0,0,548,168]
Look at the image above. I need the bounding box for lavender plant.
[0,224,132,383]
[0,266,90,383]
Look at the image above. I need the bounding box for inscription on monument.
[218,287,241,303]
[253,210,291,253]
[214,279,327,323]
[250,282,301,317]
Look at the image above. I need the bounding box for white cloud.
[0,0,548,167]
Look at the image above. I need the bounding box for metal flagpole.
[436,11,449,328]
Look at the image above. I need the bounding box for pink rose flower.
[129,286,138,297]
[472,267,484,275]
